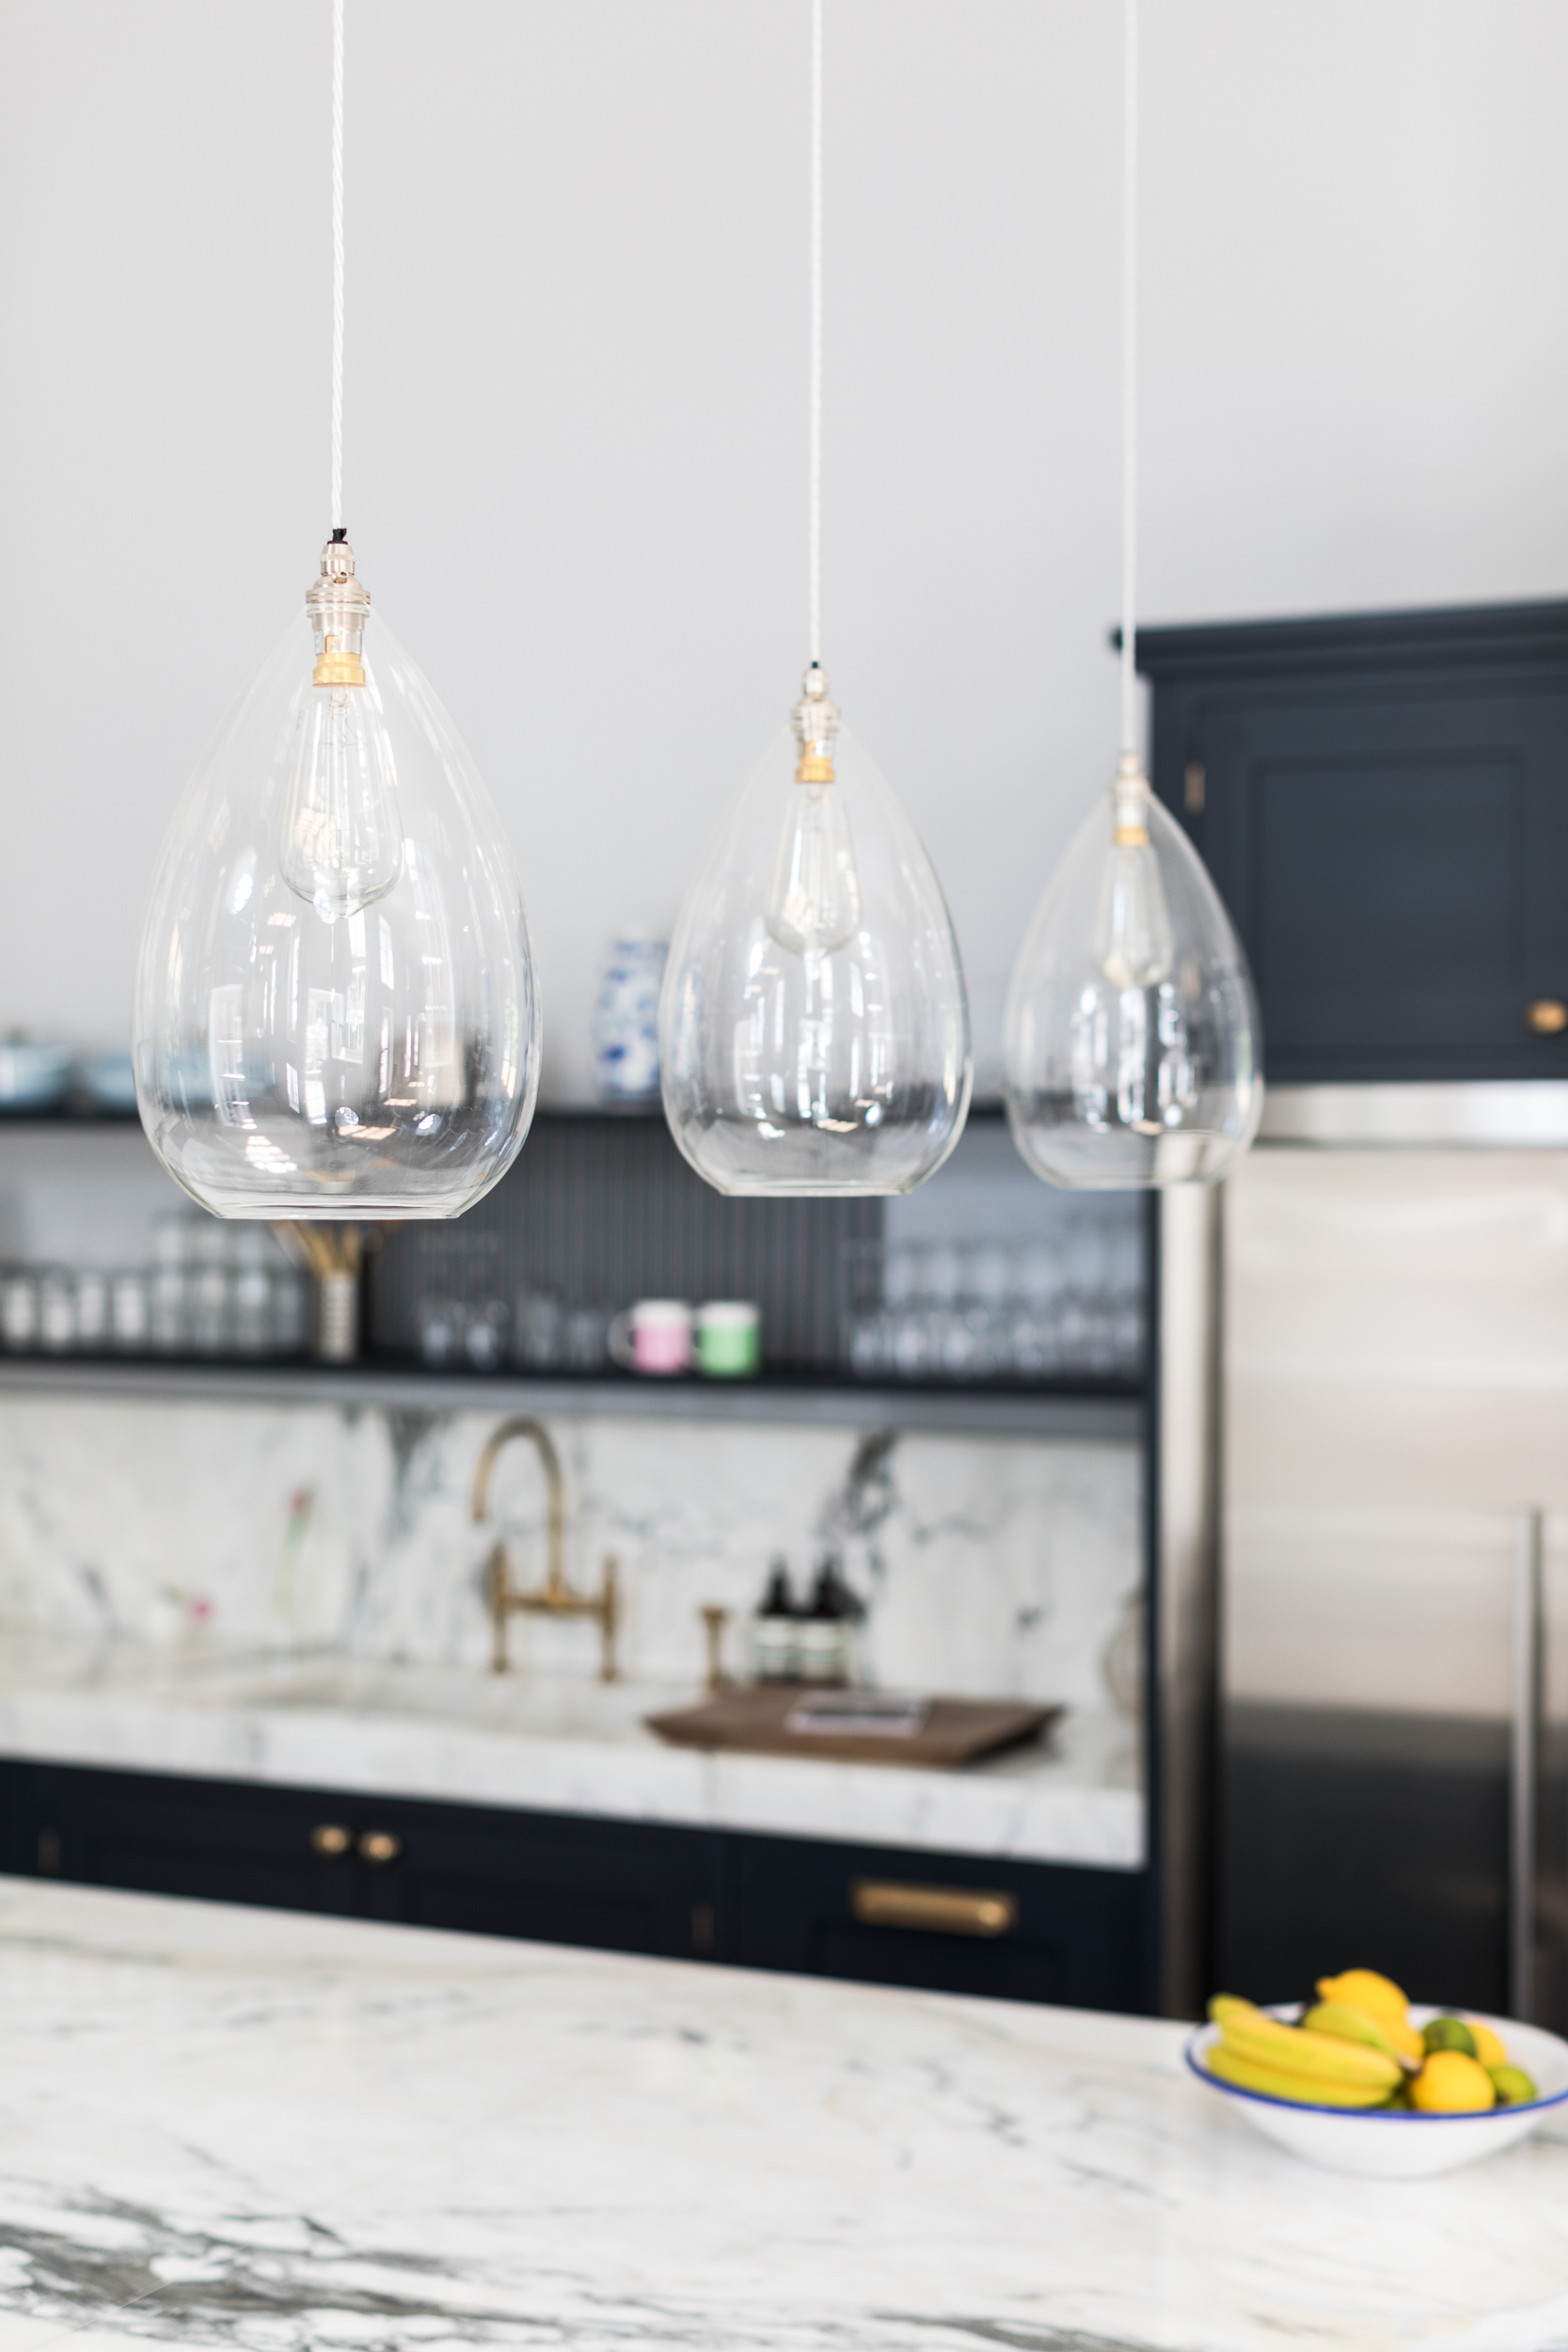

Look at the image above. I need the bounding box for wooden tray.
[643,1685,1061,1768]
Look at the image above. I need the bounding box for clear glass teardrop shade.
[1004,764,1262,1187]
[659,703,971,1196]
[135,588,539,1218]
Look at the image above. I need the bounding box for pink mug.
[609,1298,693,1376]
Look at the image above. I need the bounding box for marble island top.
[0,1877,1565,2352]
[0,1635,1142,1868]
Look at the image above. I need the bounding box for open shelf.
[0,1356,1143,1441]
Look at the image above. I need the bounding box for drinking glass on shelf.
[110,1271,150,1353]
[150,1263,185,1354]
[230,1229,272,1356]
[415,1295,465,1368]
[188,1262,230,1355]
[271,1267,309,1357]
[463,1301,508,1371]
[72,1269,109,1352]
[37,1267,75,1354]
[564,1306,609,1373]
[1,1268,38,1352]
[514,1290,562,1372]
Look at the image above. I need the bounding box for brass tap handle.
[484,1540,510,1675]
[700,1603,730,1693]
[600,1554,620,1684]
[850,1880,1019,1939]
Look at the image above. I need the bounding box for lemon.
[1315,1969,1410,2029]
[1467,2019,1508,2071]
[1410,2051,1496,2113]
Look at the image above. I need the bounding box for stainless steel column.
[1156,1183,1223,2019]
[1511,1505,1544,2024]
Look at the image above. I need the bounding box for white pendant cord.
[330,0,346,534]
[1118,0,1138,762]
[808,0,824,670]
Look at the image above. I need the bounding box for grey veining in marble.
[0,1880,1566,2352]
[0,1399,1138,1706]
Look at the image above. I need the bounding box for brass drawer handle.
[1526,1000,1568,1036]
[358,1830,402,1865]
[850,1879,1019,1939]
[310,1823,352,1857]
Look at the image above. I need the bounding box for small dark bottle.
[752,1558,799,1682]
[798,1556,857,1684]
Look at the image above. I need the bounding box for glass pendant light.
[659,0,970,1198]
[1003,0,1261,1190]
[134,2,538,1219]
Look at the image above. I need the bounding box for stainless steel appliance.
[1218,1084,1568,2027]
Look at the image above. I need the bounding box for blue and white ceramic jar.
[592,934,668,1104]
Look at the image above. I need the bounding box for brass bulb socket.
[795,753,835,785]
[313,633,366,689]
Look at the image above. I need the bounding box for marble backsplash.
[0,1397,1142,1713]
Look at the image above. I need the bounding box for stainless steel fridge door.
[1222,1144,1568,2024]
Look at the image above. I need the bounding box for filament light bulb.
[764,665,862,956]
[278,544,403,921]
[660,665,970,1196]
[1004,758,1261,1188]
[1095,757,1173,988]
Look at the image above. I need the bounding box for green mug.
[694,1300,761,1378]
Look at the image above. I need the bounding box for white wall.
[1,0,1564,1098]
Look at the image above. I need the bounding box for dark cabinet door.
[1142,603,1568,1083]
[730,1831,1146,2010]
[0,1760,722,1964]
[6,1760,359,1916]
[352,1795,721,1962]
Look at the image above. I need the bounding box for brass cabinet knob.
[310,1823,352,1857]
[1526,1000,1568,1035]
[357,1830,402,1865]
[850,1879,1019,1939]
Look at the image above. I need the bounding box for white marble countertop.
[0,1877,1565,2352]
[0,1635,1143,1868]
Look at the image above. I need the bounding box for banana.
[1303,2001,1418,2070]
[1217,2007,1401,2091]
[1205,2042,1394,2109]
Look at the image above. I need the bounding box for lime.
[1421,2014,1478,2058]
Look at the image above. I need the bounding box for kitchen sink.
[170,1656,689,1743]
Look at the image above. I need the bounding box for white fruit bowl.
[1186,2005,1568,2177]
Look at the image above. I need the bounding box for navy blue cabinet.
[0,1757,1149,2011]
[1138,602,1568,1083]
[730,1828,1146,2011]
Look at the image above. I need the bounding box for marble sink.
[169,1653,689,1740]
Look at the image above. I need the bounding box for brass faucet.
[470,1416,619,1680]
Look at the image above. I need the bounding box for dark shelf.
[0,1355,1144,1440]
[0,1097,1017,1136]
[0,1103,140,1126]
